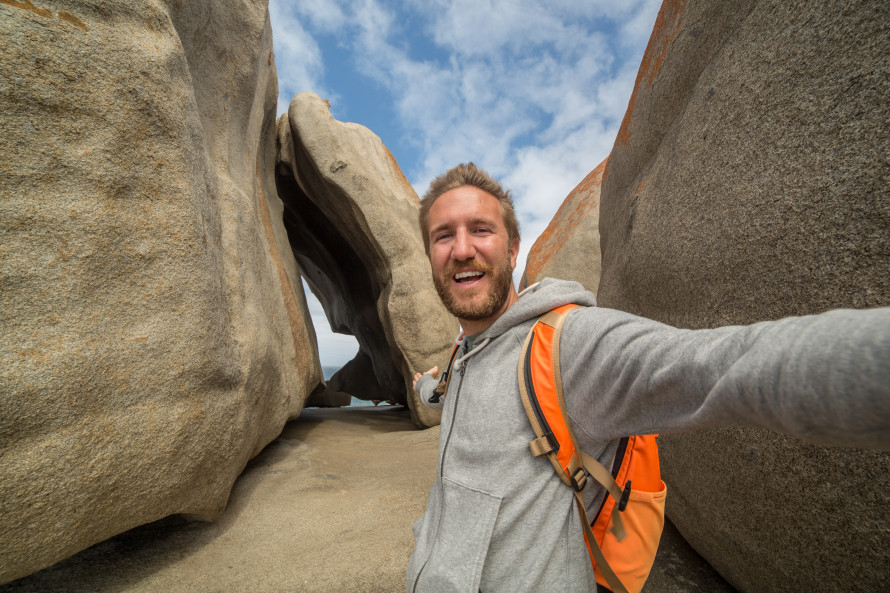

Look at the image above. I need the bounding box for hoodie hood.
[478,277,597,341]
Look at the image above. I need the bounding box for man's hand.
[413,366,439,389]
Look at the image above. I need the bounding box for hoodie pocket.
[409,476,502,593]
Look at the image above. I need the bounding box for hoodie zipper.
[412,357,469,593]
[437,360,468,477]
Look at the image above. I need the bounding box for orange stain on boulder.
[1,0,52,17]
[2,1,88,31]
[383,145,418,198]
[615,0,687,148]
[522,157,608,286]
[58,11,87,31]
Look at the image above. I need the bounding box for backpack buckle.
[571,467,589,492]
[617,480,632,512]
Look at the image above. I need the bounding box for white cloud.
[504,119,616,271]
[295,0,347,33]
[424,0,572,57]
[268,0,338,116]
[329,0,645,188]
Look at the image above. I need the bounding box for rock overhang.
[275,91,457,429]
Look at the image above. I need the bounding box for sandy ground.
[2,406,438,593]
[2,406,735,593]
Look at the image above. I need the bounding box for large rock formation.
[597,1,890,592]
[275,92,458,428]
[0,0,320,584]
[520,157,607,294]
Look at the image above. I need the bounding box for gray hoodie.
[408,278,890,593]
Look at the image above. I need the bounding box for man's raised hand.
[413,366,439,389]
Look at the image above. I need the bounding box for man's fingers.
[413,366,440,389]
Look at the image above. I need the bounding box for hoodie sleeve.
[415,372,444,410]
[559,306,890,451]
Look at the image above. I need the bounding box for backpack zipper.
[524,332,559,455]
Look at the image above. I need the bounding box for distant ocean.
[321,365,368,407]
[321,365,341,381]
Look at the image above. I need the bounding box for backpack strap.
[429,341,461,404]
[517,304,631,593]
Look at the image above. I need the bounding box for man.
[407,163,889,593]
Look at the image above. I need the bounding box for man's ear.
[509,237,520,270]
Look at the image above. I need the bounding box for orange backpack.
[518,304,666,593]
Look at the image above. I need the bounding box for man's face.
[426,186,519,329]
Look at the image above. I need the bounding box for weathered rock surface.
[520,157,607,294]
[598,1,890,592]
[276,92,458,428]
[0,0,320,584]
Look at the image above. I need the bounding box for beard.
[433,252,514,322]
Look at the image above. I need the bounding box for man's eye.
[435,233,452,242]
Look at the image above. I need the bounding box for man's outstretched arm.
[560,307,890,451]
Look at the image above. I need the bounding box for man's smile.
[454,270,485,284]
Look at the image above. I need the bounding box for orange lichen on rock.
[1,0,53,18]
[2,1,88,31]
[615,0,687,148]
[58,11,87,31]
[383,145,418,199]
[523,157,608,285]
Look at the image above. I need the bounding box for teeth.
[455,271,483,280]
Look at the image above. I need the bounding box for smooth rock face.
[0,0,320,584]
[276,92,458,428]
[598,1,890,592]
[520,157,606,294]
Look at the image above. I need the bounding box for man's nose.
[452,229,476,261]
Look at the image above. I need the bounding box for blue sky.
[269,0,661,366]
